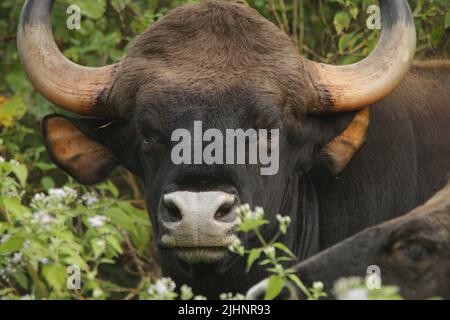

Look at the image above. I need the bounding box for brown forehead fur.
[106,1,314,116]
[105,1,450,122]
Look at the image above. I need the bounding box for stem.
[122,230,146,277]
[26,263,48,299]
[268,231,281,246]
[278,0,289,33]
[255,228,268,247]
[268,0,284,32]
[1,208,12,225]
[292,0,298,45]
[290,275,314,300]
[298,0,305,54]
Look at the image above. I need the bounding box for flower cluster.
[88,215,109,228]
[219,292,245,300]
[141,278,207,300]
[228,239,245,256]
[236,204,264,225]
[31,187,78,211]
[234,205,269,233]
[81,192,99,206]
[276,214,291,235]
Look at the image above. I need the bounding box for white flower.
[81,193,99,206]
[313,281,324,291]
[228,239,244,256]
[95,239,106,248]
[88,215,108,228]
[49,187,77,201]
[48,188,66,199]
[31,192,46,203]
[180,285,193,300]
[38,257,49,265]
[263,246,276,259]
[0,156,5,163]
[154,281,169,296]
[276,214,292,234]
[220,292,245,300]
[148,278,177,298]
[236,204,265,223]
[32,211,54,225]
[22,240,31,249]
[338,288,369,300]
[0,234,11,244]
[11,252,23,264]
[92,289,104,298]
[41,214,53,224]
[333,277,369,300]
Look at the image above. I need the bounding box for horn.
[17,0,118,116]
[306,0,416,113]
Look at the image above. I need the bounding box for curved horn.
[17,0,118,115]
[306,0,416,113]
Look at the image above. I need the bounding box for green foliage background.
[0,0,449,299]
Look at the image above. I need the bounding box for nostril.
[163,201,183,223]
[214,197,237,223]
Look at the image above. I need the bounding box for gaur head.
[18,0,416,294]
[248,180,450,300]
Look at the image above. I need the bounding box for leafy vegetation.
[0,0,449,300]
[229,205,327,300]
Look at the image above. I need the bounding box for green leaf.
[0,95,27,128]
[12,271,29,290]
[236,219,269,233]
[1,198,30,217]
[106,235,123,254]
[64,255,89,271]
[0,235,25,253]
[10,162,28,187]
[42,264,67,291]
[333,11,351,34]
[41,176,55,191]
[445,11,450,29]
[67,0,107,20]
[264,275,285,300]
[287,274,311,299]
[104,207,136,232]
[273,243,296,259]
[98,181,119,198]
[338,33,354,53]
[246,249,262,272]
[349,6,359,19]
[91,239,106,258]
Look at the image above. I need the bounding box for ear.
[42,115,121,185]
[317,108,370,174]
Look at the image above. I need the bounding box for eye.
[142,137,155,151]
[141,133,167,151]
[402,243,432,262]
